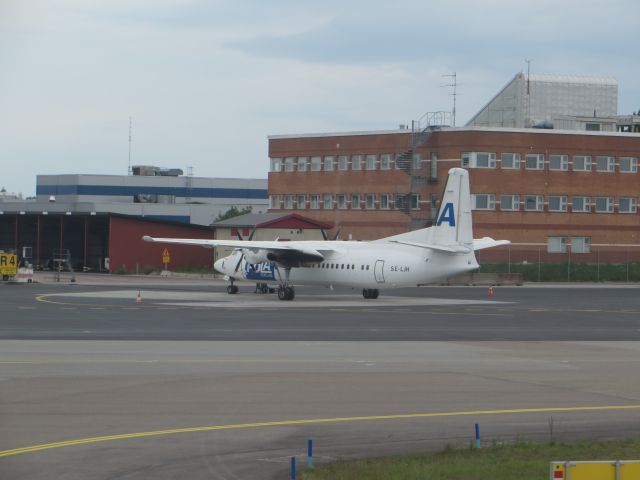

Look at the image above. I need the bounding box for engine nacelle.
[242,249,270,265]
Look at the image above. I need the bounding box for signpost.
[0,253,18,278]
[162,248,170,270]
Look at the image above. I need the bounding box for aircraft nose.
[214,258,225,273]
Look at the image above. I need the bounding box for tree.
[214,205,252,222]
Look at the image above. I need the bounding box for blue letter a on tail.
[436,202,456,226]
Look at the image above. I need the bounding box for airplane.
[143,168,509,300]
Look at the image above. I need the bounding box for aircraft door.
[374,260,385,283]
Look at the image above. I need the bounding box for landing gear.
[277,286,295,301]
[362,288,379,299]
[226,280,239,294]
[275,266,295,301]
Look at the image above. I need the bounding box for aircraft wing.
[472,237,511,251]
[142,235,338,264]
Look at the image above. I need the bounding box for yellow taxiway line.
[2,404,639,458]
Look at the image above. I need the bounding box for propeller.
[233,228,257,273]
[321,226,341,241]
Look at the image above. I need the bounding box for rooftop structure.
[34,172,268,226]
[467,73,619,130]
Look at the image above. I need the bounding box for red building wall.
[108,216,215,273]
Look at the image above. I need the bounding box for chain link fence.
[476,245,640,282]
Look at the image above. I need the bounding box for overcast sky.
[1,0,639,196]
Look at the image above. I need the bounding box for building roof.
[268,129,410,140]
[527,73,618,86]
[212,212,332,230]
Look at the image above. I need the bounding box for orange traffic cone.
[488,286,495,297]
[136,290,142,304]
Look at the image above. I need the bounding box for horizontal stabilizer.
[473,237,511,251]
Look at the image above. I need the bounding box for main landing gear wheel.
[227,285,239,294]
[362,288,379,299]
[277,286,295,301]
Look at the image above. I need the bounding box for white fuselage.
[214,241,479,289]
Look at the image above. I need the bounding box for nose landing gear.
[226,279,239,294]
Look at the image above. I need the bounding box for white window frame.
[499,194,520,211]
[619,197,638,213]
[471,193,496,210]
[351,194,360,209]
[310,194,320,210]
[270,158,282,172]
[548,195,568,212]
[410,193,420,210]
[595,196,614,213]
[572,196,591,213]
[524,194,544,211]
[379,193,391,209]
[322,193,333,209]
[351,155,362,171]
[395,194,408,210]
[337,155,348,171]
[619,157,638,173]
[311,156,321,171]
[547,236,567,253]
[525,154,544,170]
[296,194,306,209]
[365,193,376,209]
[269,195,281,209]
[411,154,421,170]
[500,153,521,169]
[297,157,308,172]
[596,156,615,172]
[549,154,569,171]
[571,237,591,254]
[365,155,376,170]
[336,194,347,210]
[284,157,295,172]
[463,152,496,169]
[323,156,334,171]
[380,154,391,170]
[283,194,293,209]
[573,155,592,172]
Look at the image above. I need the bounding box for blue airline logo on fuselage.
[436,202,456,227]
[244,261,276,281]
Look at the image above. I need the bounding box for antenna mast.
[128,116,132,175]
[441,72,458,126]
[525,59,533,95]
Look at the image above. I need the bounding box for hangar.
[0,210,215,273]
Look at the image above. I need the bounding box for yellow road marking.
[1,404,639,458]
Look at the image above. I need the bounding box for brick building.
[268,127,640,263]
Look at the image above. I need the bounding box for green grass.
[301,439,640,480]
[479,262,640,282]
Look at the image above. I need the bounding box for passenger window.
[341,264,344,269]
[366,265,370,270]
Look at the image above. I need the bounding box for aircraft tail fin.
[431,167,473,247]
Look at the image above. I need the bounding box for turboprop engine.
[242,249,270,265]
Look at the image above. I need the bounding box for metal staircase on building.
[397,111,451,230]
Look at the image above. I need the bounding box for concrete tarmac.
[2,278,640,479]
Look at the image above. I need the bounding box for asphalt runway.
[1,281,640,340]
[2,279,640,479]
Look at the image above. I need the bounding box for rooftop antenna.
[525,59,533,95]
[441,72,458,126]
[128,116,132,175]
